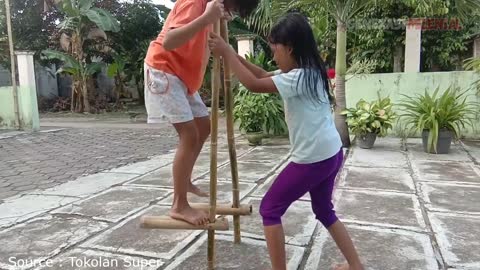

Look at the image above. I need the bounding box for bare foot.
[188,182,209,197]
[170,205,209,226]
[333,263,363,270]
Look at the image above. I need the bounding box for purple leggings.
[260,149,343,228]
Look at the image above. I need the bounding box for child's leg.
[186,93,211,197]
[187,116,211,197]
[328,222,363,270]
[144,65,208,225]
[260,162,321,270]
[309,152,363,270]
[170,120,209,225]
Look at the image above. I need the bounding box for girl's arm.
[163,1,223,51]
[236,55,275,78]
[223,48,278,93]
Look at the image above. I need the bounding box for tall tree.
[109,0,163,104]
[42,0,120,112]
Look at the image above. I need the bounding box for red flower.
[327,68,336,79]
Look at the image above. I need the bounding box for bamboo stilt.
[219,19,242,244]
[4,0,20,129]
[140,217,229,230]
[208,20,222,270]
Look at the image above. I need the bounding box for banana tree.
[42,49,103,104]
[107,53,127,103]
[43,0,119,112]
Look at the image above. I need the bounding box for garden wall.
[345,71,480,139]
[0,86,39,130]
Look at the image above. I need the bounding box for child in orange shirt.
[144,0,259,226]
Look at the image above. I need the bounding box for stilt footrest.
[140,216,229,230]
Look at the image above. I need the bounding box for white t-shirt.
[271,68,342,164]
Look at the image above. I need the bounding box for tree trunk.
[115,74,121,103]
[71,78,76,112]
[334,21,351,147]
[135,76,145,105]
[82,78,90,113]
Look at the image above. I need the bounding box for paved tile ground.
[0,127,177,200]
[0,128,479,270]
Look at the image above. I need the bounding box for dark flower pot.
[422,129,453,154]
[246,131,263,146]
[357,132,377,149]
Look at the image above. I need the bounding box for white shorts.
[144,64,209,124]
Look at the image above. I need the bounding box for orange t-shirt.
[145,0,209,95]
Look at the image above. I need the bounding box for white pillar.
[236,35,255,58]
[404,19,423,72]
[16,51,37,90]
[474,37,480,58]
[15,51,40,131]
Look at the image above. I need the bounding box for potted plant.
[399,87,477,154]
[233,87,267,145]
[341,97,396,149]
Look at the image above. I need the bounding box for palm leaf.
[85,62,103,76]
[41,49,80,70]
[84,8,120,33]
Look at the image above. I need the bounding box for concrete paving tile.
[234,197,317,246]
[429,212,480,269]
[213,161,279,183]
[160,180,256,205]
[52,187,171,222]
[125,166,174,187]
[238,146,290,162]
[407,140,471,162]
[340,167,415,193]
[346,148,408,168]
[0,195,78,228]
[412,160,480,184]
[463,140,480,163]
[335,190,425,231]
[34,249,163,270]
[210,142,253,155]
[164,234,304,270]
[107,153,175,174]
[367,137,403,150]
[82,205,202,260]
[305,224,438,270]
[0,216,108,270]
[420,182,480,215]
[36,173,139,198]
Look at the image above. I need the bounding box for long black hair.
[268,12,334,105]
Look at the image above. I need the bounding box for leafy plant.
[110,1,163,104]
[341,96,396,137]
[464,57,480,94]
[233,85,287,134]
[42,0,119,113]
[399,87,478,153]
[107,53,127,102]
[245,51,276,72]
[232,51,287,135]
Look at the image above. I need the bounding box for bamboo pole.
[208,20,221,270]
[219,19,242,244]
[140,216,229,230]
[4,0,20,129]
[191,203,252,216]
